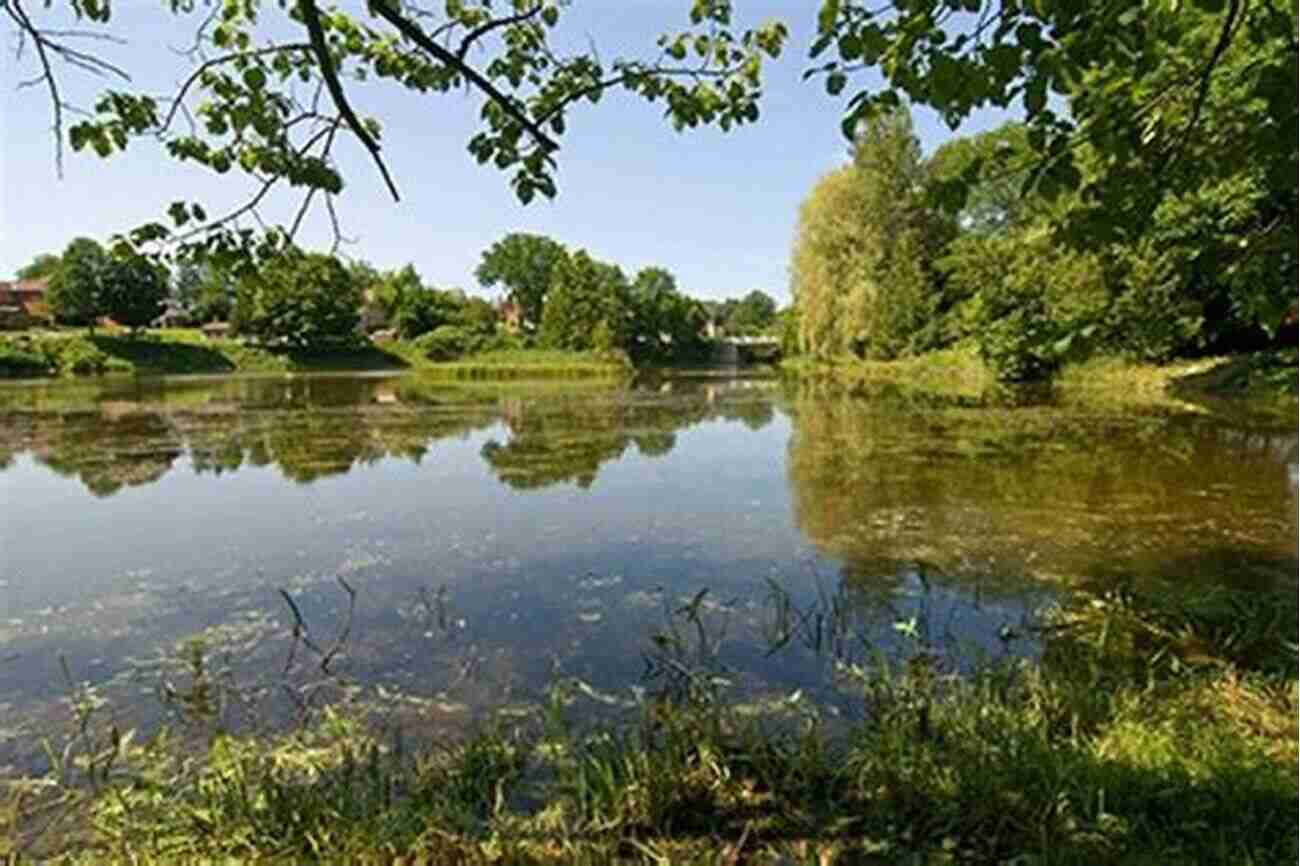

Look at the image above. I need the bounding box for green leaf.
[826,71,847,96]
[242,67,267,91]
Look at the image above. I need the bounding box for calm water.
[1,373,1295,767]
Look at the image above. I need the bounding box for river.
[1,372,1294,769]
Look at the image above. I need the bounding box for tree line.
[790,4,1295,382]
[15,234,780,362]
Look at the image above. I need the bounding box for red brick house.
[0,278,49,313]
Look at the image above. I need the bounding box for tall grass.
[3,586,1295,864]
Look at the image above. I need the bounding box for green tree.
[628,266,706,362]
[393,287,462,340]
[452,296,500,336]
[539,250,631,352]
[16,253,61,280]
[46,237,108,329]
[475,234,569,330]
[813,2,1295,348]
[100,254,169,332]
[927,123,1038,237]
[725,290,777,334]
[233,253,361,349]
[791,110,954,359]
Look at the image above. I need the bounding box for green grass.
[0,330,631,381]
[783,346,1299,411]
[782,346,999,404]
[4,588,1294,865]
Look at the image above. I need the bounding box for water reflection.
[0,377,782,496]
[784,383,1298,591]
[0,373,1294,772]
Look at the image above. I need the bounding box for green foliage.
[0,343,50,377]
[627,266,707,363]
[539,250,631,352]
[452,296,499,336]
[810,1,1296,361]
[393,287,461,340]
[28,1,786,271]
[232,252,361,349]
[475,233,569,330]
[99,254,169,330]
[1,334,124,376]
[941,226,1107,382]
[723,289,777,335]
[46,237,109,328]
[791,110,955,359]
[412,324,477,361]
[15,253,61,281]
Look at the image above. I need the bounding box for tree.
[453,296,500,336]
[927,123,1038,237]
[16,253,61,280]
[100,254,169,332]
[232,252,361,349]
[46,237,108,329]
[628,266,706,362]
[10,2,786,271]
[812,2,1294,209]
[791,110,954,359]
[539,250,631,352]
[475,234,570,331]
[393,288,462,340]
[725,290,777,334]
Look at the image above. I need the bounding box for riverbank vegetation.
[4,232,781,380]
[0,329,631,380]
[787,1,1295,388]
[3,586,1294,864]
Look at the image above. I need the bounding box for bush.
[412,325,477,361]
[943,226,1108,383]
[393,289,461,339]
[0,342,49,376]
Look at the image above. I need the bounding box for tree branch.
[7,0,65,175]
[159,44,312,136]
[1157,0,1244,176]
[298,0,401,201]
[366,0,559,152]
[457,4,543,61]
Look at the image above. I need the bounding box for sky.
[1,1,1015,303]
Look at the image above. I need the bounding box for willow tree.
[791,110,952,359]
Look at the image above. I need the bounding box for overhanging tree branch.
[298,0,401,201]
[365,0,559,152]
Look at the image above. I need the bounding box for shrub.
[393,289,461,339]
[0,342,49,376]
[412,325,477,361]
[943,226,1108,382]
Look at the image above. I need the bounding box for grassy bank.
[783,346,1299,408]
[3,587,1294,864]
[0,330,631,380]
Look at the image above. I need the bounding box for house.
[0,278,49,314]
[496,298,524,333]
[201,321,232,339]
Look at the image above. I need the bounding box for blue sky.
[2,1,1013,302]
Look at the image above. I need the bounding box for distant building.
[497,298,524,333]
[0,278,48,314]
